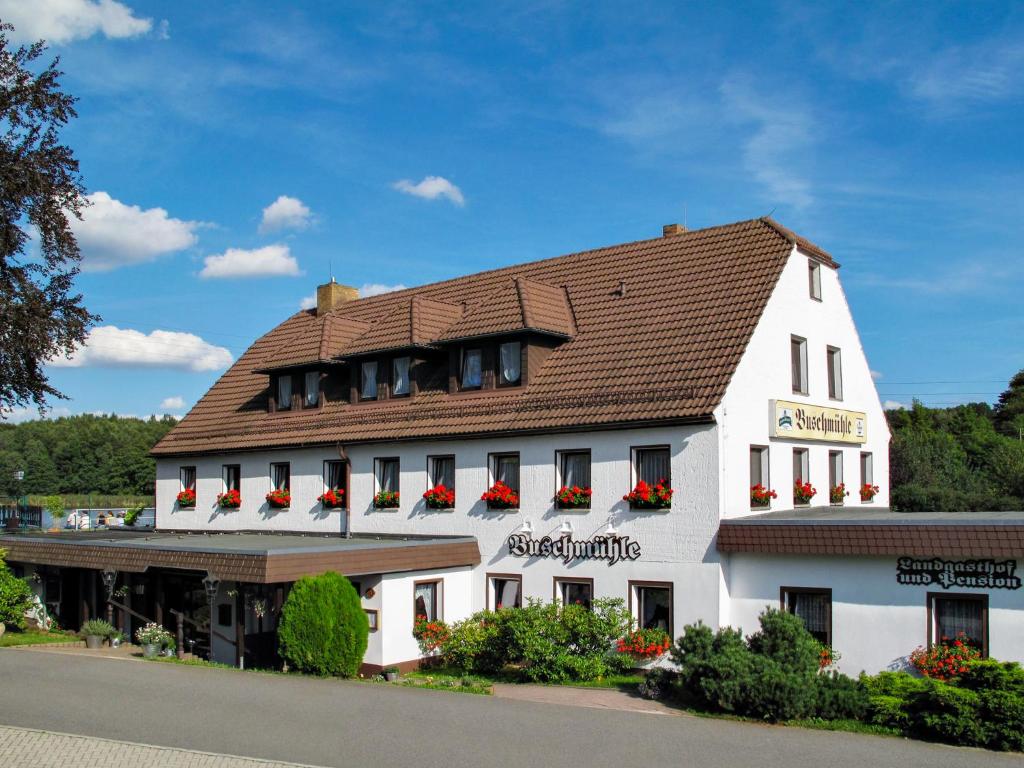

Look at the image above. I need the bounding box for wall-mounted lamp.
[560,520,574,536]
[520,520,534,534]
[604,517,619,537]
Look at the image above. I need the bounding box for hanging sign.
[769,400,866,444]
[896,557,1021,590]
[507,533,641,565]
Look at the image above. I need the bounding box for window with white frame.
[793,448,809,486]
[414,580,441,622]
[860,452,874,490]
[392,356,411,397]
[179,466,196,491]
[375,457,399,495]
[808,260,822,300]
[749,446,769,490]
[276,374,293,410]
[555,578,593,610]
[489,452,520,492]
[633,446,670,487]
[498,341,521,386]
[632,581,672,635]
[460,348,482,389]
[791,336,808,395]
[223,464,241,492]
[782,587,831,645]
[360,361,378,400]
[270,462,290,492]
[827,346,843,400]
[489,574,522,610]
[304,371,320,407]
[828,451,843,490]
[427,455,454,491]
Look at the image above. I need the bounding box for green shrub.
[956,659,1024,695]
[0,551,32,630]
[79,619,116,639]
[908,680,986,747]
[815,671,869,721]
[277,572,368,677]
[747,609,820,677]
[442,615,493,672]
[123,505,144,526]
[978,690,1024,752]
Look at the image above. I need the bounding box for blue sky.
[3,0,1023,421]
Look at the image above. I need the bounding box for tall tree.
[0,22,97,415]
[994,369,1024,438]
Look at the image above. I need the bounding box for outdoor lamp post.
[202,573,220,662]
[102,569,117,625]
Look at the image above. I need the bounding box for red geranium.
[423,484,455,509]
[176,489,196,508]
[373,490,400,509]
[266,488,291,508]
[794,479,816,505]
[217,489,241,509]
[750,484,777,507]
[623,479,673,509]
[860,483,880,502]
[555,485,592,509]
[413,614,450,654]
[829,483,849,504]
[318,488,345,508]
[909,633,981,681]
[617,628,671,660]
[481,481,519,509]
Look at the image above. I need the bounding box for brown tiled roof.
[257,313,370,371]
[153,217,832,456]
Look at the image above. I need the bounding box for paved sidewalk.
[0,725,326,768]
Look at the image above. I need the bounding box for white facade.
[155,246,1022,673]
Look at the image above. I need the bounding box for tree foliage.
[0,548,32,629]
[0,22,97,415]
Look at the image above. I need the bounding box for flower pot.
[142,643,160,659]
[85,634,104,650]
[385,671,399,682]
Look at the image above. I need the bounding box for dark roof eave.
[253,360,348,375]
[436,327,572,345]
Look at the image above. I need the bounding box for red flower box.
[423,484,455,509]
[617,628,671,660]
[176,489,196,508]
[794,479,816,505]
[623,479,673,509]
[829,483,849,505]
[217,489,241,509]
[266,489,290,508]
[373,490,400,509]
[555,485,592,509]
[318,488,345,509]
[750,484,777,508]
[481,481,519,509]
[860,483,880,502]
[909,633,981,681]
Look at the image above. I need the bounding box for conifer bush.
[277,571,367,677]
[0,551,32,630]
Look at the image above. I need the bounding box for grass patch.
[0,629,78,647]
[787,717,900,737]
[405,665,641,692]
[27,494,153,509]
[547,673,644,690]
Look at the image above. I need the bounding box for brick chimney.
[316,279,358,315]
[663,223,687,237]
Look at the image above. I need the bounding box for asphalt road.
[0,650,1018,768]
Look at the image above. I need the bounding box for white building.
[6,218,1020,674]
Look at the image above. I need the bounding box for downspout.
[337,442,351,539]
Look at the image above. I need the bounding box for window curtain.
[561,582,592,610]
[495,455,519,492]
[224,465,240,492]
[936,598,983,647]
[379,459,399,493]
[639,587,671,631]
[638,449,670,485]
[793,450,809,483]
[749,449,764,487]
[273,464,290,491]
[562,452,590,488]
[361,362,378,399]
[790,592,829,642]
[277,375,292,409]
[499,342,521,384]
[392,357,410,395]
[326,461,344,490]
[495,579,520,609]
[304,371,319,406]
[414,582,436,621]
[830,452,843,486]
[431,457,454,489]
[461,349,482,388]
[180,467,196,491]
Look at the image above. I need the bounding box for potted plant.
[266,488,291,509]
[44,495,66,530]
[176,489,196,508]
[217,489,241,509]
[793,479,816,505]
[481,481,519,510]
[860,483,880,502]
[123,505,144,526]
[318,488,345,509]
[384,666,400,682]
[555,485,592,510]
[623,479,673,509]
[829,483,849,505]
[422,484,455,510]
[79,618,115,649]
[750,484,777,508]
[373,490,400,509]
[135,622,172,659]
[616,627,672,661]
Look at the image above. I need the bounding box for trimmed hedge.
[277,572,368,677]
[0,551,32,630]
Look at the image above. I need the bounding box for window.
[460,348,482,389]
[414,580,441,622]
[498,341,521,386]
[428,455,454,490]
[271,462,290,492]
[791,336,808,394]
[276,374,293,410]
[558,450,591,490]
[829,451,843,489]
[749,446,769,490]
[633,446,671,486]
[179,466,196,492]
[930,593,987,656]
[223,464,241,492]
[808,260,822,300]
[489,574,522,610]
[375,457,399,493]
[365,609,379,632]
[392,357,411,397]
[860,452,874,490]
[793,448,809,486]
[304,371,320,408]
[360,361,378,400]
[781,588,832,645]
[489,452,520,492]
[217,604,232,627]
[631,581,672,636]
[324,460,345,495]
[827,347,843,400]
[555,578,593,610]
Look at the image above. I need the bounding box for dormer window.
[392,356,411,397]
[276,375,292,410]
[460,348,482,389]
[498,341,521,386]
[304,371,320,408]
[361,361,378,399]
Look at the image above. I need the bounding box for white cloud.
[73,191,200,271]
[50,326,233,371]
[1,405,72,424]
[159,396,185,410]
[299,293,317,310]
[359,282,407,297]
[870,370,883,381]
[199,244,301,279]
[393,176,465,206]
[259,195,313,234]
[883,400,908,411]
[0,0,152,45]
